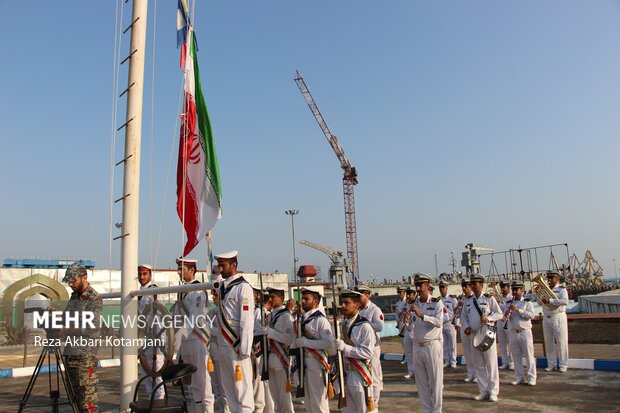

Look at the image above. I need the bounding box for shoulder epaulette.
[525,298,531,302]
[431,297,440,302]
[484,293,490,297]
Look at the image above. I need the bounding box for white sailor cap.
[214,250,238,261]
[266,287,286,295]
[176,257,198,265]
[138,264,152,270]
[301,286,323,297]
[470,273,486,283]
[339,289,363,299]
[354,284,372,294]
[414,273,433,284]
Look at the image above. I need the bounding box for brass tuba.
[486,281,504,305]
[532,273,559,310]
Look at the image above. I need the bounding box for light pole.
[285,209,300,286]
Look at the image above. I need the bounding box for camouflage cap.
[62,263,87,283]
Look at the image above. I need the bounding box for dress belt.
[414,338,439,347]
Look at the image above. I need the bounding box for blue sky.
[1,1,619,281]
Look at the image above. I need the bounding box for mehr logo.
[33,311,96,329]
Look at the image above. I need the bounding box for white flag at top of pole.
[176,0,222,257]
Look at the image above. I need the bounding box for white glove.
[238,354,250,360]
[295,337,306,348]
[335,339,346,352]
[257,325,268,335]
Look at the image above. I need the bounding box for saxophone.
[532,273,559,311]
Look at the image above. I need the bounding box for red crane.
[294,71,359,286]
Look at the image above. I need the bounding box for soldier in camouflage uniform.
[61,263,102,413]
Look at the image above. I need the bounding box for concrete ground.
[3,360,620,413]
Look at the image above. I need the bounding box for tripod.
[18,343,79,413]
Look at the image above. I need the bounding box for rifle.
[331,276,347,408]
[259,272,269,381]
[295,292,305,398]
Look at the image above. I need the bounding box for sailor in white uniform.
[252,287,274,413]
[137,264,165,399]
[506,280,537,386]
[497,281,514,370]
[356,284,384,411]
[215,251,255,413]
[439,281,458,368]
[260,287,294,413]
[207,284,231,413]
[294,287,333,413]
[541,270,570,372]
[411,274,444,413]
[395,286,407,363]
[461,273,502,402]
[174,258,214,413]
[456,278,476,383]
[335,289,376,413]
[401,287,416,379]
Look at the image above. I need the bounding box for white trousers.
[460,328,475,380]
[303,358,329,413]
[470,339,499,397]
[412,340,443,413]
[442,323,457,366]
[267,353,294,413]
[180,338,214,406]
[403,330,415,376]
[210,359,231,413]
[220,346,255,413]
[139,348,165,399]
[543,312,569,369]
[509,329,536,383]
[371,345,382,408]
[342,370,369,413]
[497,322,512,366]
[253,355,274,413]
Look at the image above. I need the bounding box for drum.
[473,324,496,352]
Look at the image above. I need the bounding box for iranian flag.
[177,14,222,257]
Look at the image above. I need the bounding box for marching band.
[147,252,566,413]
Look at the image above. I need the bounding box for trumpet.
[532,273,559,311]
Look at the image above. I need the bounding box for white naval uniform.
[497,293,513,368]
[266,306,294,413]
[411,296,444,413]
[359,301,384,409]
[440,294,458,367]
[542,284,569,370]
[507,297,536,384]
[395,298,407,351]
[297,308,333,413]
[208,305,231,413]
[456,295,476,380]
[138,281,165,399]
[341,314,376,413]
[253,306,273,413]
[218,275,255,413]
[401,301,415,377]
[461,293,502,398]
[174,279,214,410]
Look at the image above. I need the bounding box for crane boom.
[294,71,360,285]
[299,239,343,266]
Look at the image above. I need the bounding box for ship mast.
[117,0,148,409]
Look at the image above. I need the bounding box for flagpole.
[120,0,148,410]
